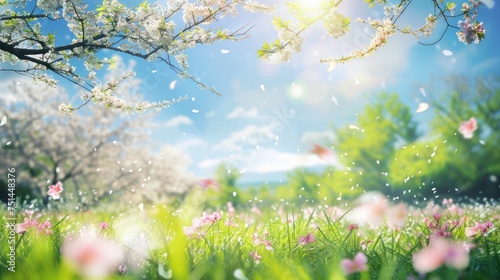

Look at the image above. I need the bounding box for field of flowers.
[1,190,498,280]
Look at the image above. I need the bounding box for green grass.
[0,195,498,280]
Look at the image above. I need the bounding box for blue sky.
[2,0,499,183]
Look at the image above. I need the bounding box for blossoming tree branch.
[0,0,274,114]
[0,0,488,114]
[258,0,488,63]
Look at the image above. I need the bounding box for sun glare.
[296,0,324,18]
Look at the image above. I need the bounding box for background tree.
[330,92,419,196]
[0,0,274,113]
[426,74,500,197]
[0,76,195,208]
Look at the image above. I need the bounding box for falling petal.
[419,87,426,97]
[331,96,338,106]
[158,264,172,279]
[191,97,195,101]
[138,203,144,213]
[355,77,360,85]
[233,269,249,280]
[480,0,494,9]
[442,49,453,56]
[490,175,497,182]
[233,192,237,197]
[415,102,429,113]
[169,80,177,90]
[259,84,266,92]
[349,125,360,130]
[220,49,230,54]
[152,69,158,73]
[327,61,336,72]
[6,141,11,145]
[239,168,247,174]
[0,115,6,126]
[192,109,199,114]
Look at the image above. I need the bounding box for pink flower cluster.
[298,233,315,245]
[424,213,453,239]
[183,211,222,238]
[465,221,493,238]
[340,252,368,275]
[252,232,273,251]
[16,211,53,235]
[413,239,470,274]
[456,2,485,44]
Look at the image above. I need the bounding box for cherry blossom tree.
[258,0,488,64]
[0,75,195,207]
[0,0,274,113]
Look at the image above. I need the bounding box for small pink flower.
[298,233,316,245]
[386,203,407,230]
[63,233,123,277]
[198,179,220,191]
[24,210,35,218]
[100,222,109,230]
[341,252,368,275]
[458,117,477,139]
[412,239,470,274]
[118,264,128,274]
[250,251,261,264]
[48,181,64,200]
[347,223,358,231]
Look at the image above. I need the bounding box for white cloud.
[226,107,260,119]
[212,125,277,154]
[241,148,340,174]
[300,130,336,145]
[164,115,193,127]
[175,138,208,151]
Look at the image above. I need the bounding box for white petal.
[0,115,7,126]
[220,49,231,54]
[442,49,453,56]
[169,80,177,90]
[415,102,429,113]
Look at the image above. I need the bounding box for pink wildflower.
[100,222,109,230]
[465,221,493,238]
[386,203,407,230]
[298,233,316,245]
[63,233,123,278]
[347,223,358,231]
[47,181,64,199]
[458,117,477,139]
[413,239,470,274]
[250,251,261,264]
[341,252,368,275]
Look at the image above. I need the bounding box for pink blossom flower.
[347,223,358,231]
[48,181,64,199]
[458,117,477,139]
[412,239,470,274]
[15,217,53,235]
[198,178,220,191]
[62,233,123,278]
[298,233,316,245]
[100,222,109,230]
[340,252,368,275]
[386,203,407,230]
[250,251,261,264]
[465,221,493,238]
